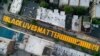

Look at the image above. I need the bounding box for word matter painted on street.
[2,15,100,52]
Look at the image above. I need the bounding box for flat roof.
[54,44,92,56]
[36,7,66,28]
[80,0,91,7]
[95,5,100,18]
[50,0,59,4]
[22,2,39,18]
[86,25,100,39]
[59,0,68,6]
[0,37,11,54]
[72,15,81,32]
[10,0,23,13]
[25,35,54,56]
[70,0,79,6]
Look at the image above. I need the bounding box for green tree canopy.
[92,18,100,25]
[40,1,48,8]
[74,7,87,15]
[64,5,74,14]
[32,20,37,25]
[93,52,100,56]
[7,23,12,27]
[3,0,8,4]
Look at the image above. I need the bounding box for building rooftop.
[10,0,23,13]
[22,2,39,18]
[49,0,59,4]
[86,25,100,39]
[71,15,81,32]
[70,0,79,6]
[36,7,66,28]
[0,37,11,55]
[95,4,100,18]
[80,0,91,7]
[53,44,92,56]
[59,0,91,7]
[24,35,54,56]
[25,36,46,56]
[59,0,68,6]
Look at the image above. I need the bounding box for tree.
[93,52,100,56]
[40,1,48,8]
[71,44,76,49]
[92,18,100,24]
[0,0,1,3]
[7,23,12,27]
[3,0,8,4]
[23,0,30,5]
[54,39,59,43]
[64,5,74,14]
[32,20,37,25]
[74,7,87,15]
[11,0,13,1]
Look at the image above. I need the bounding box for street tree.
[64,5,74,14]
[40,1,48,8]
